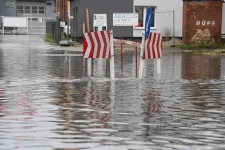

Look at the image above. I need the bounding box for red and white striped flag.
[142,32,163,59]
[83,30,111,59]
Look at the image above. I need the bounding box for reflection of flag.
[82,87,110,123]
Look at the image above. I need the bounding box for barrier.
[114,32,163,79]
[83,30,115,80]
[139,32,163,79]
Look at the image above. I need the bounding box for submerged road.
[0,35,225,150]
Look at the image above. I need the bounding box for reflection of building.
[0,49,3,78]
[182,55,221,80]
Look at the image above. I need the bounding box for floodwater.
[0,35,225,150]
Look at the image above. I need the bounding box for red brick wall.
[182,0,223,44]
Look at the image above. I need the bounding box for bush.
[44,34,55,44]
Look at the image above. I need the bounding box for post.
[156,59,161,75]
[110,30,115,80]
[26,17,29,35]
[120,38,123,75]
[136,41,138,78]
[83,23,86,76]
[67,12,70,43]
[86,8,91,77]
[2,16,4,35]
[138,33,145,79]
[173,10,175,46]
[83,23,86,33]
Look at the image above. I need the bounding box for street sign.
[60,21,66,27]
[113,13,138,26]
[6,0,16,8]
[83,30,111,59]
[142,32,163,59]
[145,7,152,39]
[93,14,107,26]
[3,17,27,27]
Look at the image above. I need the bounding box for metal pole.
[27,17,29,35]
[67,12,69,43]
[110,30,115,80]
[138,33,145,79]
[120,38,123,76]
[173,10,175,46]
[136,40,138,78]
[62,0,65,21]
[2,16,4,35]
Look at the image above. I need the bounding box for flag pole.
[138,7,151,79]
[138,33,145,79]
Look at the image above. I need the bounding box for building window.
[135,6,156,28]
[39,7,44,13]
[32,6,37,13]
[25,6,30,13]
[17,6,23,13]
[47,2,52,6]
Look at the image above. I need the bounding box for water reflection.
[1,35,225,149]
[182,55,221,80]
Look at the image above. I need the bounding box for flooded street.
[0,35,225,150]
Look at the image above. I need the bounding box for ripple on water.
[1,36,225,149]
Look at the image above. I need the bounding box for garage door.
[16,2,46,34]
[16,2,45,18]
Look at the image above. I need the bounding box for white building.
[133,0,183,37]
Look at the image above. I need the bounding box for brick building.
[182,0,223,44]
[56,0,70,22]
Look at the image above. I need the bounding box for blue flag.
[145,7,152,39]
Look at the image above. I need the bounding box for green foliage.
[44,34,55,44]
[177,44,225,50]
[44,32,66,44]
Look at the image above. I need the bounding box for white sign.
[93,14,107,27]
[113,13,138,26]
[60,21,66,27]
[3,17,27,27]
[196,20,216,26]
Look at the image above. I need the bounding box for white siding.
[133,0,183,37]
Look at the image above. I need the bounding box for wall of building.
[56,0,69,21]
[133,0,183,37]
[0,0,17,16]
[70,0,133,39]
[183,0,223,44]
[0,0,56,18]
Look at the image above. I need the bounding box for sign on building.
[113,13,138,26]
[93,14,107,26]
[93,14,107,31]
[3,17,27,27]
[6,0,16,8]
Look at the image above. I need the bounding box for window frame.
[17,6,23,13]
[39,6,45,14]
[134,6,156,30]
[32,6,37,13]
[24,6,30,13]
